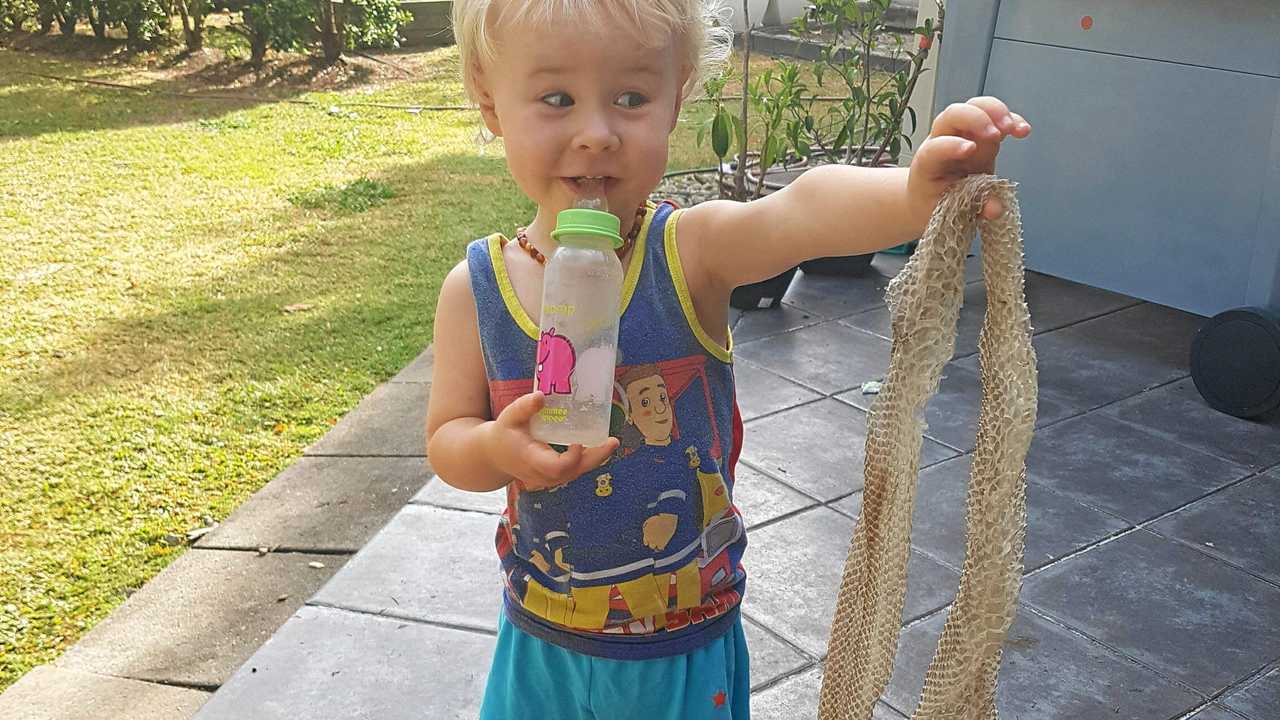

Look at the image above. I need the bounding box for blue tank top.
[466,201,748,660]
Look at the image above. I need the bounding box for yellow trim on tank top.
[487,234,541,340]
[486,204,654,342]
[663,209,734,363]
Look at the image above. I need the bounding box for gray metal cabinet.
[934,0,1280,416]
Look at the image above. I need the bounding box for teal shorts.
[480,612,751,720]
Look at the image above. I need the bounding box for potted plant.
[693,0,943,306]
[698,2,811,310]
[696,0,793,308]
[728,0,944,276]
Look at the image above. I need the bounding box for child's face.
[625,374,672,444]
[475,18,689,219]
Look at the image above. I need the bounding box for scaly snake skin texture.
[818,175,1038,720]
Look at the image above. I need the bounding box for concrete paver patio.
[5,253,1278,719]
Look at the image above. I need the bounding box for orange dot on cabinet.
[1081,15,1094,30]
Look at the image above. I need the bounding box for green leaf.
[711,109,730,159]
[833,124,850,154]
[907,106,918,134]
[729,113,746,156]
[762,135,779,169]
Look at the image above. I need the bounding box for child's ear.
[473,65,503,137]
[668,64,694,134]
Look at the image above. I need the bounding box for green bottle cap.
[551,208,624,249]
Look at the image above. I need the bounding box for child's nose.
[573,112,620,152]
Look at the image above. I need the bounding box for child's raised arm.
[676,97,1031,294]
[426,262,618,494]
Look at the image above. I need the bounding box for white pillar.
[726,0,772,32]
[898,0,942,167]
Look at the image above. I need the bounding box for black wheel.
[1190,306,1280,418]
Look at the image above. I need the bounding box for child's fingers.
[523,442,577,484]
[932,101,1000,143]
[498,391,545,427]
[534,443,588,488]
[575,438,620,474]
[519,438,618,489]
[920,135,990,173]
[555,444,586,477]
[981,196,1005,220]
[966,96,1014,131]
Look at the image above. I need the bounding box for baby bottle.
[529,192,625,447]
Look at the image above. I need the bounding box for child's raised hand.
[907,96,1031,221]
[485,391,620,492]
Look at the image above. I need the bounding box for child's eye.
[615,92,649,109]
[541,92,574,108]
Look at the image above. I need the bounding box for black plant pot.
[722,152,885,281]
[799,254,875,277]
[731,266,798,311]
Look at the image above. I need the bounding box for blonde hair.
[452,0,731,103]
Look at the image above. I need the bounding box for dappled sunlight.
[0,38,785,688]
[0,42,523,685]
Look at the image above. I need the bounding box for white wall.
[899,0,941,167]
[722,0,796,31]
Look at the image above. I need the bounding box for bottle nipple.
[573,178,608,212]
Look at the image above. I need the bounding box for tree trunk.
[250,33,267,67]
[177,0,204,52]
[316,0,344,64]
[88,3,106,39]
[55,9,76,35]
[732,0,752,201]
[124,19,140,50]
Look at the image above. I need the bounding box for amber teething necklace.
[513,205,647,266]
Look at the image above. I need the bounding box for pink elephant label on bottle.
[536,328,576,395]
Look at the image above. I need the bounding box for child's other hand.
[486,391,619,492]
[907,96,1031,221]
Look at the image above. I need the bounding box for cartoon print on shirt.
[619,363,673,448]
[536,328,575,395]
[686,445,731,529]
[486,355,741,633]
[595,473,614,497]
[619,364,684,551]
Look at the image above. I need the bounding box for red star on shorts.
[712,690,726,708]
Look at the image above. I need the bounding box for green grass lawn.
[0,37,744,690]
[0,33,882,689]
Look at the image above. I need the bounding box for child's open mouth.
[562,176,614,195]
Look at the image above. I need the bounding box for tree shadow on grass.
[1,152,530,423]
[0,32,463,140]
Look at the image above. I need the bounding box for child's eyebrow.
[528,65,571,78]
[621,65,664,78]
[526,64,665,80]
